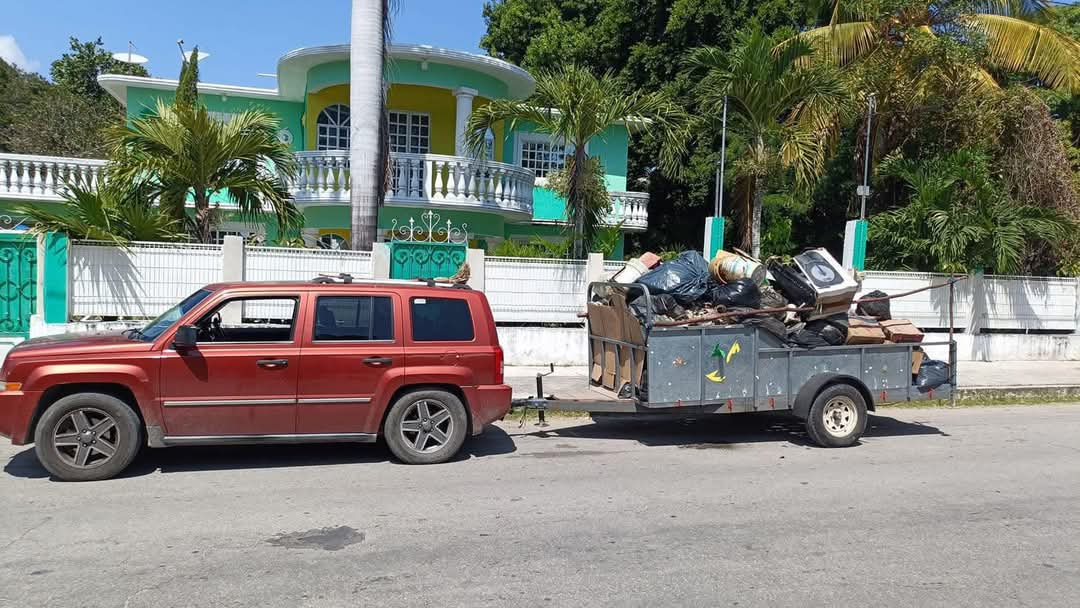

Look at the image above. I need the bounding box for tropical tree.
[799,0,1080,92]
[108,101,302,243]
[465,64,690,258]
[868,149,1073,273]
[690,27,854,257]
[349,0,394,251]
[17,180,184,246]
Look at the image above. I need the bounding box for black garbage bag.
[636,251,711,305]
[856,290,892,321]
[742,316,787,342]
[916,360,950,393]
[787,328,831,348]
[767,260,817,308]
[629,293,685,321]
[706,278,761,308]
[805,314,849,346]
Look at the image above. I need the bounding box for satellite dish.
[112,51,149,65]
[183,50,210,62]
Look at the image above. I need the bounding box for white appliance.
[793,248,859,319]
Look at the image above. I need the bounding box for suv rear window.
[315,296,393,341]
[411,297,474,342]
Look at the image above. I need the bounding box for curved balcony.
[0,153,108,202]
[290,151,535,220]
[608,191,649,232]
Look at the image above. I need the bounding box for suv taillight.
[493,345,504,385]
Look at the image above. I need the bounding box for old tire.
[384,390,468,464]
[805,384,867,448]
[33,393,142,481]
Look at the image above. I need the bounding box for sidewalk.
[506,360,1080,400]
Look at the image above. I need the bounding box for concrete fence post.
[586,252,605,285]
[1074,277,1080,335]
[221,235,246,282]
[466,248,485,291]
[967,269,988,361]
[372,243,391,279]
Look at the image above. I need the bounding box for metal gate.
[0,232,37,337]
[388,211,468,280]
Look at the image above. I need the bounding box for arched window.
[319,233,349,250]
[316,105,350,150]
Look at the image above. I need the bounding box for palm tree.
[17,180,184,246]
[349,0,394,251]
[690,28,854,257]
[108,101,301,244]
[465,64,689,258]
[869,149,1072,273]
[799,0,1080,91]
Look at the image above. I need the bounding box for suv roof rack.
[312,273,353,284]
[306,275,471,289]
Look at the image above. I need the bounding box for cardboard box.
[911,348,925,375]
[847,316,886,345]
[881,319,924,343]
[588,294,645,391]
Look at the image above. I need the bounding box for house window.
[388,111,430,154]
[316,104,351,151]
[208,230,245,245]
[517,134,570,179]
[318,233,349,250]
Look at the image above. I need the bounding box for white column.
[453,87,478,157]
[586,252,605,284]
[466,248,485,291]
[221,235,246,325]
[372,242,391,279]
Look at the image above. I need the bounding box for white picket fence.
[67,241,1079,331]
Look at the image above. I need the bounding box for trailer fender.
[792,374,875,420]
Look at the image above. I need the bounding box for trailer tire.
[805,384,867,448]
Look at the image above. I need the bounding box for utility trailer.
[514,283,958,447]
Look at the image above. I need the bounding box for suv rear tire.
[33,393,142,481]
[384,390,468,464]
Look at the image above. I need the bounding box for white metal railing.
[246,246,373,282]
[484,256,590,323]
[0,153,108,201]
[607,191,649,230]
[290,150,535,217]
[71,241,223,318]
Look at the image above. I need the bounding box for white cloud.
[0,35,40,72]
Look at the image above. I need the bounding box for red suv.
[0,279,511,481]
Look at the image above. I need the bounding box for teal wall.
[505,121,629,190]
[124,87,305,152]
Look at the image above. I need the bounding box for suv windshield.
[134,289,214,341]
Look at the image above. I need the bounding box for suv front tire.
[33,392,143,481]
[384,390,468,464]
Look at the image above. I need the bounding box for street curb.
[954,385,1080,402]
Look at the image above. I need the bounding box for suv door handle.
[257,358,289,369]
[363,356,393,367]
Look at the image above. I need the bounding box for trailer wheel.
[805,384,867,448]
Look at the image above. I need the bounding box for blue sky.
[0,0,490,87]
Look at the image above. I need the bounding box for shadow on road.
[3,424,517,481]
[512,412,948,448]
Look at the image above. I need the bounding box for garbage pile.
[603,247,949,391]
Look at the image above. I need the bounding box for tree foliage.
[108,102,302,244]
[175,46,200,111]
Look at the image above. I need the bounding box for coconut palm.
[690,28,854,257]
[349,0,394,250]
[465,64,690,258]
[869,149,1073,273]
[17,180,184,246]
[799,0,1080,91]
[108,101,301,244]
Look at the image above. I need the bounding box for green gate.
[390,241,467,280]
[388,211,468,280]
[0,232,37,337]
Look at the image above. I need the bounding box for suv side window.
[314,296,393,341]
[411,297,474,342]
[196,297,298,343]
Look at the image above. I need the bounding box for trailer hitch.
[518,363,556,428]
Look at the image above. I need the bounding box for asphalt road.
[2,404,1080,607]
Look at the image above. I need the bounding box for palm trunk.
[194,191,211,244]
[751,173,764,259]
[569,145,588,259]
[349,0,387,251]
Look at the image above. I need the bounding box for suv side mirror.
[173,325,198,351]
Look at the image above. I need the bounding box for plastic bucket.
[613,258,649,284]
[709,250,766,284]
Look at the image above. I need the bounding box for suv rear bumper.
[0,390,38,445]
[465,384,512,434]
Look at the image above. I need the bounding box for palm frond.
[967,13,1080,92]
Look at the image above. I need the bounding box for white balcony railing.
[291,150,536,218]
[607,191,649,231]
[0,153,108,201]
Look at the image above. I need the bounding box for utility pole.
[705,96,729,260]
[857,93,876,219]
[714,95,728,218]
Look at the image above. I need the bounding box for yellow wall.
[304,84,505,161]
